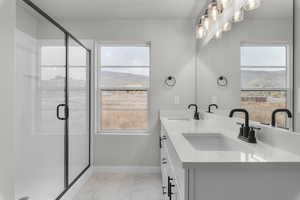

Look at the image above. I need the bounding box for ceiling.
[29,0,292,21]
[30,0,206,20]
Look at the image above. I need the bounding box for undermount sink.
[183,133,249,152]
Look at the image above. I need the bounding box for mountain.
[241,70,286,89]
[41,71,149,89]
[101,71,149,88]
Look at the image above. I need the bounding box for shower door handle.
[56,104,69,120]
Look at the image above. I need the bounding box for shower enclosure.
[15,0,91,199]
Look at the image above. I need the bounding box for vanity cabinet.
[160,119,300,200]
[160,125,190,200]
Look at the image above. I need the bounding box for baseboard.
[93,166,161,174]
[60,167,93,200]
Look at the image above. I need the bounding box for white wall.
[196,19,293,113]
[0,0,15,199]
[43,19,196,167]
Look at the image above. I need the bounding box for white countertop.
[161,116,300,168]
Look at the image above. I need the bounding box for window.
[98,44,150,132]
[240,44,290,128]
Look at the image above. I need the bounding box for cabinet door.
[160,138,167,173]
[161,166,168,200]
[160,130,167,185]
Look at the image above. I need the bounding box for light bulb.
[218,0,232,9]
[204,17,210,30]
[223,21,232,32]
[211,5,219,21]
[215,30,223,39]
[208,1,219,21]
[234,9,244,23]
[244,0,261,11]
[201,14,210,30]
[196,24,206,39]
[201,9,210,30]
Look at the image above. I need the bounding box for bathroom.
[1,0,300,199]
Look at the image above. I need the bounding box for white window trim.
[240,42,293,128]
[96,42,151,135]
[101,65,150,68]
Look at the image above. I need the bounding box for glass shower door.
[15,2,67,199]
[16,1,91,199]
[68,37,90,184]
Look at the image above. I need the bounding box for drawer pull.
[162,158,167,164]
[160,136,167,148]
[168,176,176,200]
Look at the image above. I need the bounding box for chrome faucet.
[188,104,200,120]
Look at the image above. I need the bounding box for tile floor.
[72,172,162,200]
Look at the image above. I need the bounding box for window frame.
[240,42,293,128]
[97,42,151,134]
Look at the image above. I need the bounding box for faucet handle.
[236,122,244,127]
[250,126,261,131]
[248,127,257,143]
[236,122,244,137]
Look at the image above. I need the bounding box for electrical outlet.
[174,96,180,105]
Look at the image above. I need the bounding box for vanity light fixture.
[202,10,210,30]
[196,23,206,39]
[223,21,232,31]
[215,29,223,39]
[208,0,220,21]
[244,0,261,11]
[218,0,232,9]
[234,8,244,22]
[215,22,223,39]
[196,0,261,45]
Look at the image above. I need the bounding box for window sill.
[96,131,151,136]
